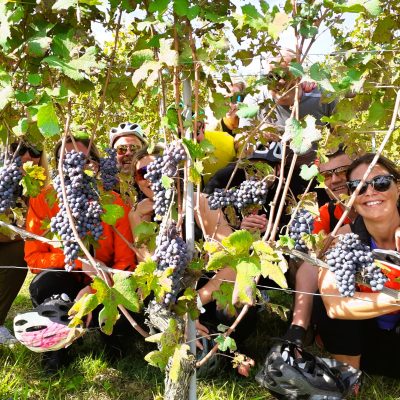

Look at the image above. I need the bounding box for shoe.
[41,349,69,375]
[0,325,18,345]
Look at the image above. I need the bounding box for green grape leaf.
[367,100,385,123]
[241,4,261,18]
[215,335,237,352]
[212,282,236,317]
[133,221,158,252]
[309,63,335,92]
[277,234,296,249]
[21,163,46,197]
[236,103,259,119]
[206,251,234,271]
[232,257,260,305]
[101,204,125,226]
[209,92,230,119]
[268,12,290,39]
[27,35,52,58]
[52,0,77,10]
[221,230,254,256]
[36,103,60,137]
[174,0,189,17]
[12,118,28,135]
[188,161,203,185]
[145,319,182,370]
[148,0,169,13]
[130,49,154,69]
[182,138,205,159]
[0,85,13,111]
[0,3,11,47]
[161,175,173,189]
[204,241,222,254]
[174,288,199,319]
[288,61,305,77]
[69,47,104,74]
[15,89,36,104]
[259,254,288,289]
[299,164,319,181]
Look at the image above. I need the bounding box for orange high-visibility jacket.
[25,186,136,274]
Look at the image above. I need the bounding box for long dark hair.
[346,153,400,181]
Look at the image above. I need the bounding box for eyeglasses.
[320,166,348,180]
[135,166,148,181]
[115,144,141,156]
[10,143,42,158]
[347,174,396,195]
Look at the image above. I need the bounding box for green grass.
[1,274,400,399]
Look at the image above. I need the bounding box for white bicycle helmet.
[13,294,86,353]
[109,122,146,147]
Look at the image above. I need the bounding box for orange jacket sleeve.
[24,187,82,274]
[313,203,330,234]
[94,193,136,271]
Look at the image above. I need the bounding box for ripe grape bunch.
[144,143,187,218]
[208,180,268,211]
[152,222,190,307]
[288,209,314,253]
[325,233,388,297]
[0,157,23,214]
[99,148,118,190]
[50,151,104,268]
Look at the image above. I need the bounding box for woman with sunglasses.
[0,141,48,345]
[129,146,257,374]
[316,153,400,378]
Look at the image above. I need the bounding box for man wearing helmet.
[109,122,147,174]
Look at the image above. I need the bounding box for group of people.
[0,49,399,395]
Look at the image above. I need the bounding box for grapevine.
[99,148,119,190]
[50,151,104,268]
[207,180,268,211]
[153,222,190,307]
[0,157,23,214]
[325,233,388,297]
[288,209,314,253]
[144,143,187,219]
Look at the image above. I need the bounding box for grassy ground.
[1,274,400,399]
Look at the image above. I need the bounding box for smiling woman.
[315,153,400,378]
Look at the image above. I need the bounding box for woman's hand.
[240,214,267,232]
[130,198,154,222]
[195,320,210,350]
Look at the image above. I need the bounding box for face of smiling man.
[319,153,352,200]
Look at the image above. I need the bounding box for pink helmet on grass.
[13,294,86,353]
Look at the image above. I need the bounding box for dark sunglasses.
[347,174,396,195]
[320,166,348,180]
[115,144,141,156]
[11,142,42,158]
[135,166,148,181]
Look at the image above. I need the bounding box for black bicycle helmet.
[13,294,86,352]
[256,340,361,400]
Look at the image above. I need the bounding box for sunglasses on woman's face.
[11,143,42,158]
[115,144,141,156]
[347,174,396,195]
[135,166,148,181]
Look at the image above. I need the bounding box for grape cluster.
[289,209,314,253]
[207,180,268,211]
[325,233,388,297]
[99,148,118,190]
[0,157,22,213]
[50,151,104,268]
[144,143,187,218]
[152,222,190,307]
